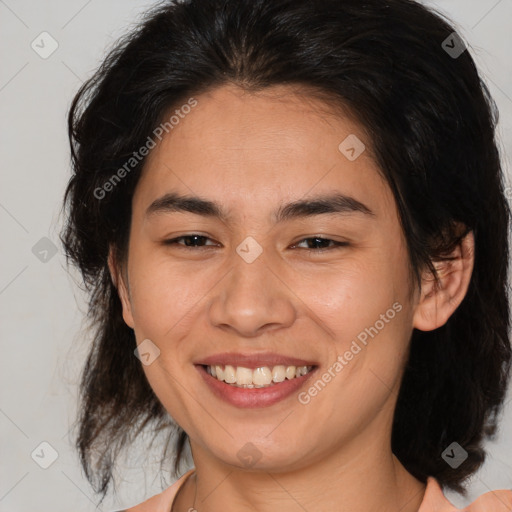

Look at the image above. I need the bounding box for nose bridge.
[208,243,296,335]
[230,245,275,296]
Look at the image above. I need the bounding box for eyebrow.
[145,191,375,223]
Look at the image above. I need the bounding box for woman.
[60,0,512,510]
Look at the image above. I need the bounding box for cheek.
[307,247,413,380]
[127,251,212,339]
[307,254,401,331]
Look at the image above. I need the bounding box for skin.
[110,83,474,512]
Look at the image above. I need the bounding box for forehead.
[134,83,395,220]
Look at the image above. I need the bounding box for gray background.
[1,0,511,510]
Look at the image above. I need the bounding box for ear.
[413,230,474,331]
[108,247,135,329]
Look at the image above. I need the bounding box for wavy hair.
[60,0,511,500]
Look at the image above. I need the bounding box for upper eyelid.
[165,234,347,247]
[165,234,218,245]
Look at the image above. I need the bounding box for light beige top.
[121,469,512,512]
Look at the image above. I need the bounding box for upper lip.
[195,352,318,369]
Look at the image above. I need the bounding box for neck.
[173,437,426,512]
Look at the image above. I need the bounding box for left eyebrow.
[275,193,375,222]
[144,191,375,223]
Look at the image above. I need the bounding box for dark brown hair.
[60,0,511,501]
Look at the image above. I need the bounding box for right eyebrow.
[145,192,230,222]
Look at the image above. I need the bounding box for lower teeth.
[227,382,277,389]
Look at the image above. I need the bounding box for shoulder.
[418,476,512,511]
[120,469,195,512]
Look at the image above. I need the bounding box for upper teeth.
[206,365,313,387]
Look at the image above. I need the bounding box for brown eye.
[293,237,348,251]
[163,234,218,248]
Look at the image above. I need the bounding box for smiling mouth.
[201,364,316,388]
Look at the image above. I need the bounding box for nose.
[208,252,296,337]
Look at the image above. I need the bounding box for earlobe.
[107,247,135,329]
[413,230,474,332]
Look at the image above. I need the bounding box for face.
[114,83,422,472]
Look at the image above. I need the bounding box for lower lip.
[195,365,318,408]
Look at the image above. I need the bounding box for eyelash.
[162,234,348,252]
